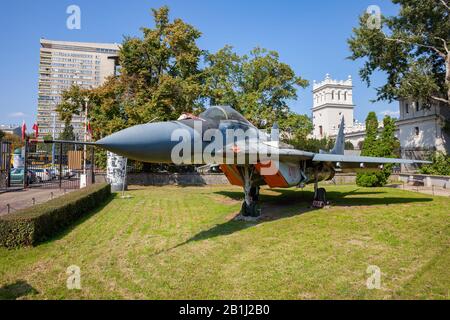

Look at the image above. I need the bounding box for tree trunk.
[446,55,450,106]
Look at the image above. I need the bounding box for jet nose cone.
[97,121,185,163]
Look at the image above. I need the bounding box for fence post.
[23,140,28,189]
[7,142,11,188]
[59,142,63,189]
[91,146,95,184]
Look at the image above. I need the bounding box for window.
[416,101,420,112]
[319,125,323,137]
[414,127,420,136]
[344,92,347,101]
[337,91,341,100]
[405,103,409,114]
[331,91,335,100]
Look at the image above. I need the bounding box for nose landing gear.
[239,166,261,219]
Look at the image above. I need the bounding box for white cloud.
[378,110,399,118]
[8,112,27,118]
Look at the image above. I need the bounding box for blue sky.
[0,0,400,129]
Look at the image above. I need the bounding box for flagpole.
[52,113,56,168]
[83,98,89,177]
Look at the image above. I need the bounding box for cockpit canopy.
[199,106,251,125]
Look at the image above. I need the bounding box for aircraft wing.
[311,153,430,165]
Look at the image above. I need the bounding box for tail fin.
[330,117,345,155]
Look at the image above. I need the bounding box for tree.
[36,134,53,153]
[204,46,309,128]
[360,112,379,157]
[118,6,204,124]
[290,136,334,153]
[357,113,398,187]
[2,133,24,151]
[348,0,450,107]
[278,112,313,142]
[56,85,91,127]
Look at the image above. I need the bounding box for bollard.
[432,185,435,196]
[32,197,36,205]
[7,203,10,214]
[50,192,54,200]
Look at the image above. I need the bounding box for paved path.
[0,188,75,216]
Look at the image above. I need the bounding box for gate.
[0,141,11,191]
[21,140,98,190]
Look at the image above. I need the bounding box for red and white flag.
[32,123,39,138]
[21,120,27,140]
[87,121,93,138]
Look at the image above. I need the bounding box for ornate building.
[312,74,367,149]
[397,100,450,170]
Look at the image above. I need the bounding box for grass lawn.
[0,184,449,300]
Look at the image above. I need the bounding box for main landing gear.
[312,169,329,208]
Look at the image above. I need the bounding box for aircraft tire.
[241,201,261,218]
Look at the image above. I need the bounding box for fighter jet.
[61,105,430,217]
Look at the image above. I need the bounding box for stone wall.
[324,173,399,185]
[127,173,230,186]
[398,173,450,188]
[123,172,399,187]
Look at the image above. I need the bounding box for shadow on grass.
[37,193,117,246]
[0,280,38,300]
[216,187,432,207]
[145,186,434,257]
[186,187,433,242]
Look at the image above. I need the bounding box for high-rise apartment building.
[37,39,120,139]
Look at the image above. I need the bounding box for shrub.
[419,152,450,176]
[356,170,390,187]
[0,183,111,248]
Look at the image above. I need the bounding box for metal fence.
[0,141,11,191]
[2,140,103,191]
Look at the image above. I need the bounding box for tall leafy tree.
[357,113,398,187]
[56,85,91,127]
[348,0,450,107]
[204,46,309,128]
[119,6,204,123]
[360,112,379,157]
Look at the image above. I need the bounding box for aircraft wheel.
[241,201,261,218]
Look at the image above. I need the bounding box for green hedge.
[0,183,111,248]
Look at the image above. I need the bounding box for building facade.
[37,39,120,140]
[0,125,21,137]
[312,74,370,149]
[312,74,355,140]
[397,99,450,170]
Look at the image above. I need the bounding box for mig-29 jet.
[61,105,429,217]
